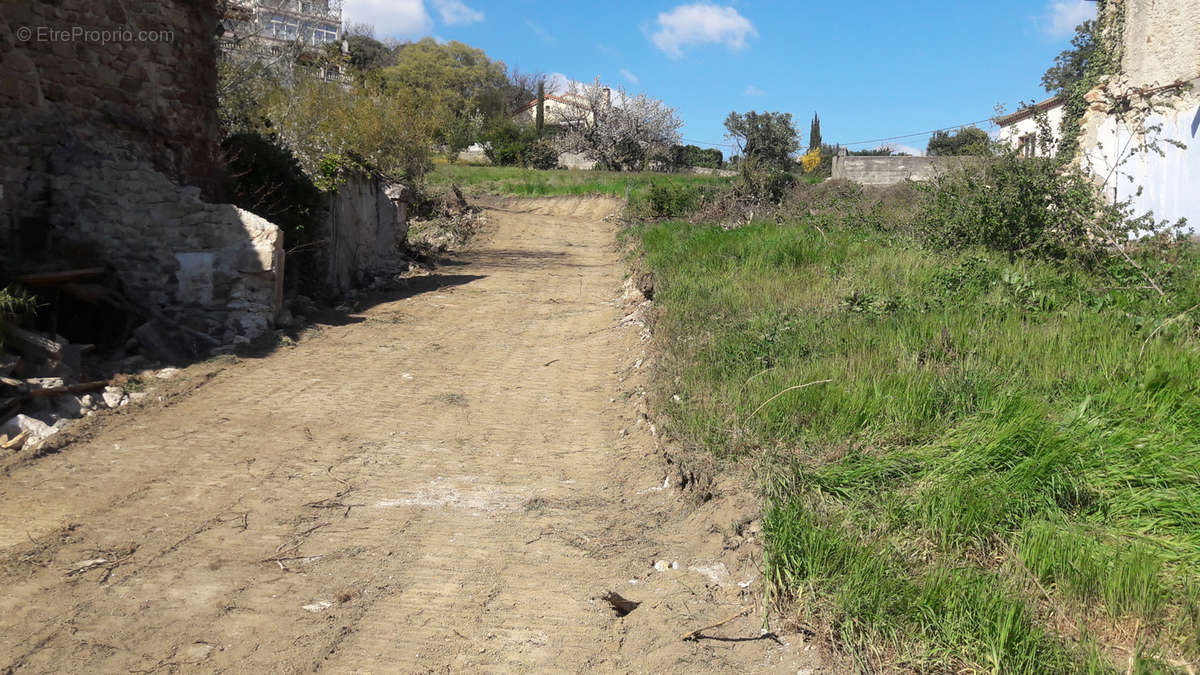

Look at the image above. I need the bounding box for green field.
[633,197,1200,672]
[426,163,730,200]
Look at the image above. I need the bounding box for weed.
[634,203,1200,670]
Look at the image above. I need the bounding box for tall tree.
[723,111,800,170]
[554,77,683,171]
[535,80,545,136]
[809,112,822,151]
[1042,20,1096,94]
[382,38,510,119]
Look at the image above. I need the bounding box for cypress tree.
[536,81,545,136]
[809,112,822,151]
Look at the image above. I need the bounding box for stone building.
[1,1,285,350]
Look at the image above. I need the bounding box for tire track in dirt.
[0,197,834,673]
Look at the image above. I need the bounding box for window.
[1019,133,1037,158]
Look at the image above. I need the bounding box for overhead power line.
[679,117,998,153]
[837,118,996,148]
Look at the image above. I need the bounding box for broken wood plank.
[2,325,64,362]
[18,268,106,286]
[1,430,29,451]
[28,380,109,398]
[0,376,29,394]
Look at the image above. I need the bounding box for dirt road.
[0,197,830,673]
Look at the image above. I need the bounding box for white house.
[996,95,1065,158]
[512,93,596,127]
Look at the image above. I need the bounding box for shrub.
[524,139,559,170]
[632,181,707,220]
[800,147,822,174]
[222,131,325,244]
[264,78,439,181]
[0,286,35,346]
[481,118,537,167]
[733,159,796,204]
[915,152,1151,264]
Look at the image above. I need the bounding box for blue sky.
[342,0,1096,157]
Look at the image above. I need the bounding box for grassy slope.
[427,163,729,199]
[634,214,1200,672]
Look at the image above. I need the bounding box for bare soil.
[0,197,835,673]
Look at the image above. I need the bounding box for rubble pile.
[0,268,187,453]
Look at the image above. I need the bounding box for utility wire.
[837,117,996,147]
[679,116,998,152]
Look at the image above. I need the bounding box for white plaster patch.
[174,252,215,304]
[374,476,524,514]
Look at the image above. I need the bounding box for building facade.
[227,0,341,49]
[996,95,1065,158]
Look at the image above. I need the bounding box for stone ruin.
[1,1,284,351]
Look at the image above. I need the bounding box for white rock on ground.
[102,387,124,408]
[1,414,58,444]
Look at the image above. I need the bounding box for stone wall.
[832,156,975,186]
[1077,0,1200,233]
[316,173,409,295]
[1,1,284,347]
[1120,0,1200,90]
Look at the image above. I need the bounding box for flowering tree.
[554,77,683,171]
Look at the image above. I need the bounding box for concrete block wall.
[832,156,975,186]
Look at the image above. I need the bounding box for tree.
[382,39,510,119]
[1042,20,1096,94]
[345,34,395,73]
[264,78,440,180]
[926,127,991,156]
[684,144,723,169]
[535,80,545,136]
[554,77,683,172]
[723,111,800,170]
[809,112,822,151]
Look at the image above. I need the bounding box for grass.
[426,163,730,201]
[632,205,1200,671]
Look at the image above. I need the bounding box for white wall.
[1082,101,1200,233]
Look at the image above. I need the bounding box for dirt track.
[0,197,831,673]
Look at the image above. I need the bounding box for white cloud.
[343,0,432,39]
[890,144,924,157]
[620,69,640,85]
[1042,0,1095,38]
[432,0,484,26]
[545,72,572,94]
[649,3,757,58]
[744,85,764,96]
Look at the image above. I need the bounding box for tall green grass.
[635,214,1200,672]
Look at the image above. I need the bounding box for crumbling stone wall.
[0,0,283,346]
[1120,0,1200,90]
[317,174,409,295]
[1077,0,1200,232]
